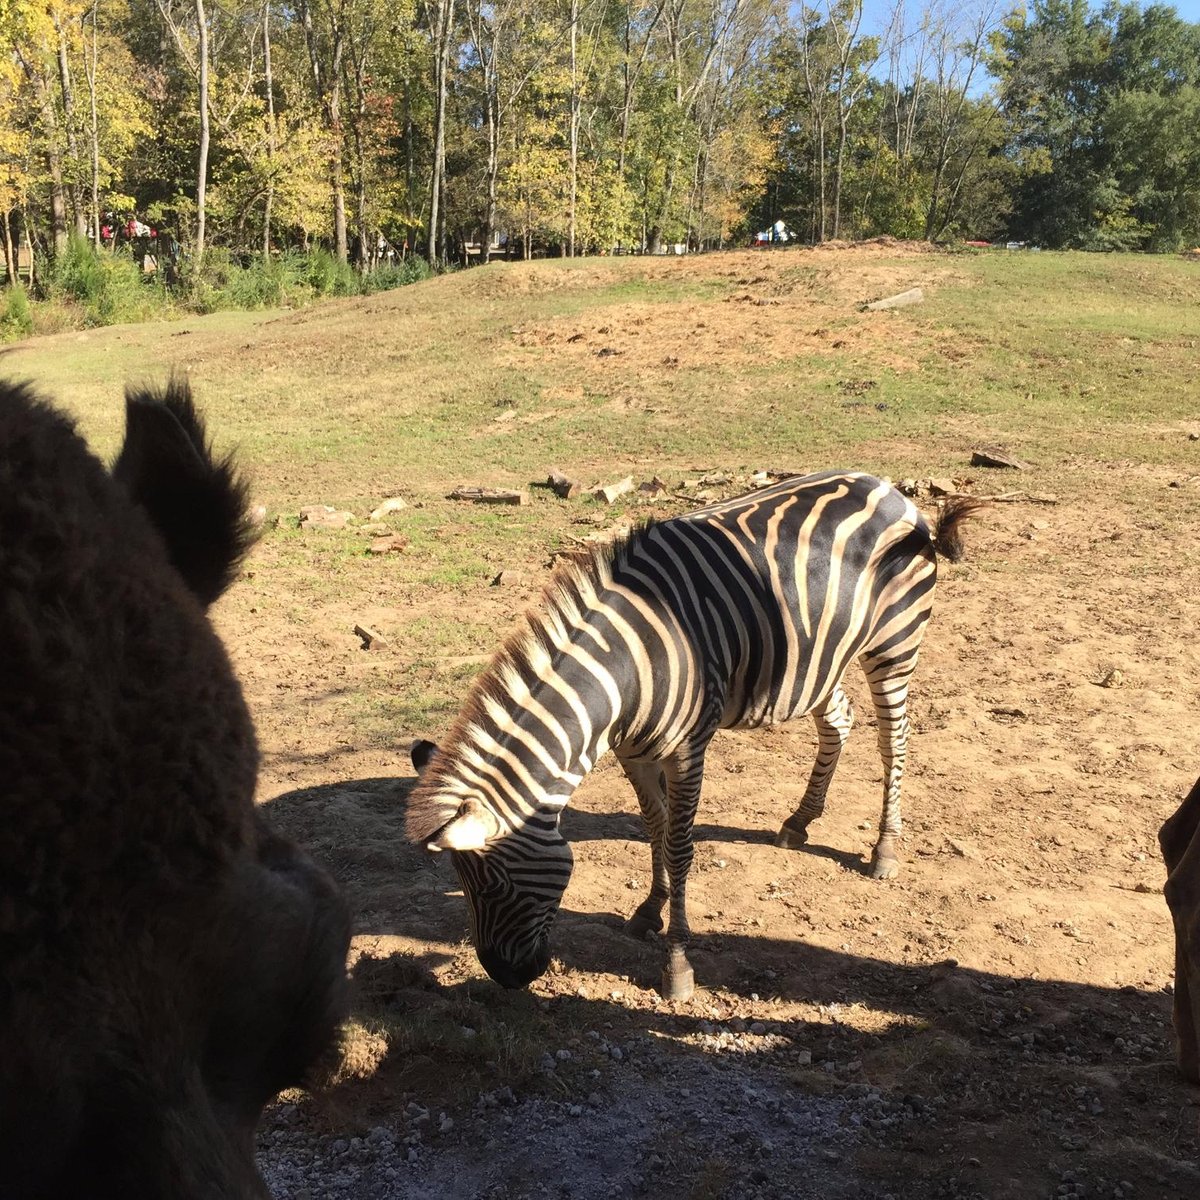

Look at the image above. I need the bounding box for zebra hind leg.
[618,757,670,939]
[776,684,854,850]
[659,747,709,1002]
[862,654,916,881]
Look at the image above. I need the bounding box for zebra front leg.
[659,748,707,1002]
[776,684,854,849]
[618,756,669,939]
[864,661,914,880]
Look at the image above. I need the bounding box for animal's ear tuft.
[410,739,439,774]
[424,798,498,852]
[113,375,255,607]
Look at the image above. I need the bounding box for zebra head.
[410,741,573,989]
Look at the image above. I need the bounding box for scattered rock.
[864,286,924,311]
[927,477,957,496]
[1098,668,1124,688]
[369,496,408,521]
[594,476,634,505]
[300,504,354,530]
[367,535,408,555]
[353,623,388,651]
[359,522,392,536]
[638,477,668,497]
[971,446,1030,470]
[492,569,533,588]
[449,486,529,506]
[547,469,582,500]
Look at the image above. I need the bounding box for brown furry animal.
[0,378,350,1198]
[1161,775,1200,1084]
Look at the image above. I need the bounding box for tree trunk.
[54,15,88,238]
[567,0,578,257]
[2,211,16,286]
[263,0,276,255]
[195,0,210,263]
[426,0,455,266]
[18,51,68,256]
[85,1,102,247]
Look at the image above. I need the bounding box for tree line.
[2,0,1199,288]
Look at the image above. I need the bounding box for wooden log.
[971,446,1029,470]
[547,469,582,499]
[449,486,529,506]
[353,623,388,651]
[865,286,924,311]
[594,476,634,505]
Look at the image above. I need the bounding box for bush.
[305,247,359,297]
[0,284,33,341]
[50,235,165,326]
[362,255,432,293]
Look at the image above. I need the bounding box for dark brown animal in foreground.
[1161,776,1200,1083]
[0,379,350,1198]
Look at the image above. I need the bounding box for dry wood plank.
[594,476,634,505]
[864,286,924,311]
[449,486,529,506]
[547,469,582,499]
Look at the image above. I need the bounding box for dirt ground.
[36,241,1191,1197]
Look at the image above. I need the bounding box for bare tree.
[156,0,214,262]
[921,0,1001,240]
[84,0,103,247]
[298,0,349,261]
[262,0,277,253]
[422,0,456,265]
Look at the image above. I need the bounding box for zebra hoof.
[775,823,809,850]
[626,911,663,939]
[661,960,695,1002]
[870,855,900,880]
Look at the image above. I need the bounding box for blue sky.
[856,0,1200,31]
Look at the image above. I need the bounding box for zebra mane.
[404,521,656,843]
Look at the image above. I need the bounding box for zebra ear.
[410,739,439,774]
[425,798,499,853]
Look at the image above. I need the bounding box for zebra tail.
[931,495,987,563]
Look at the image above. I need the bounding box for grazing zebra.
[407,472,980,1000]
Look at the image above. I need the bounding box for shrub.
[50,235,164,326]
[0,285,33,341]
[362,255,432,293]
[305,247,359,297]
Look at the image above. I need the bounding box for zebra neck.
[465,624,627,822]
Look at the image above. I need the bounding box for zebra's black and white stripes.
[407,472,980,999]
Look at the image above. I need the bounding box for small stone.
[750,1022,767,1035]
[493,569,532,587]
[368,534,409,555]
[369,496,408,522]
[568,1104,583,1117]
[353,623,388,651]
[1099,668,1124,688]
[438,1114,454,1134]
[299,504,354,530]
[796,1050,813,1066]
[556,1048,572,1061]
[609,1046,623,1062]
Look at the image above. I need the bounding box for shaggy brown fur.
[0,379,349,1198]
[1161,776,1200,1083]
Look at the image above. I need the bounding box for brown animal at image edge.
[0,378,350,1198]
[1161,775,1200,1085]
